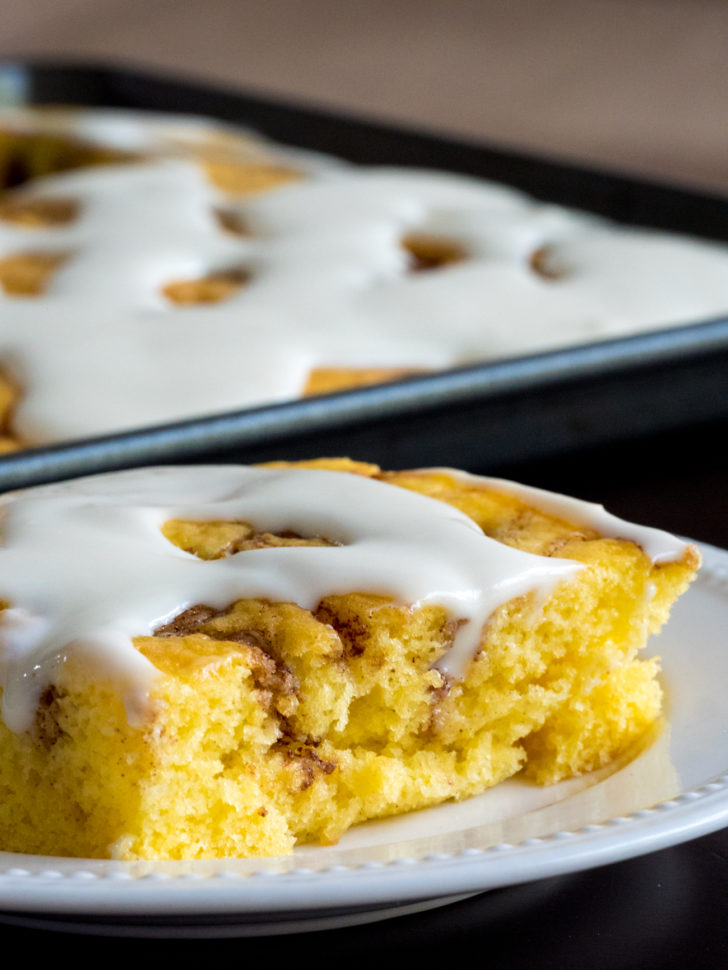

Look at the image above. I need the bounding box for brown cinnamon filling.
[32,685,68,750]
[0,196,79,228]
[161,268,250,305]
[401,232,466,272]
[153,603,300,718]
[213,208,250,237]
[272,739,337,791]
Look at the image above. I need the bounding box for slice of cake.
[0,459,698,859]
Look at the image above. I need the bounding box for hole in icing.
[0,129,134,190]
[528,245,566,280]
[401,232,466,272]
[0,250,70,297]
[213,207,250,237]
[161,267,250,305]
[160,519,339,561]
[0,196,79,228]
[203,160,301,195]
[0,368,21,452]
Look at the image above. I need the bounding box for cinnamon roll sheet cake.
[0,108,728,447]
[0,460,699,859]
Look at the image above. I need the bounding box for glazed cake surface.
[1,108,728,447]
[0,459,699,860]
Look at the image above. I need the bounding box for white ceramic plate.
[1,540,727,938]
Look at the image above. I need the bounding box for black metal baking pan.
[0,59,727,492]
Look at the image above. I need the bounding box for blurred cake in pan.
[0,459,698,859]
[1,107,728,448]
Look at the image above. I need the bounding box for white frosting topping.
[2,109,728,443]
[0,464,690,734]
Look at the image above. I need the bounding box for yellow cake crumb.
[303,367,423,396]
[161,268,250,305]
[203,160,301,195]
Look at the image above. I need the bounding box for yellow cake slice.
[0,459,699,859]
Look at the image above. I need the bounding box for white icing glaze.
[2,109,728,443]
[0,464,691,734]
